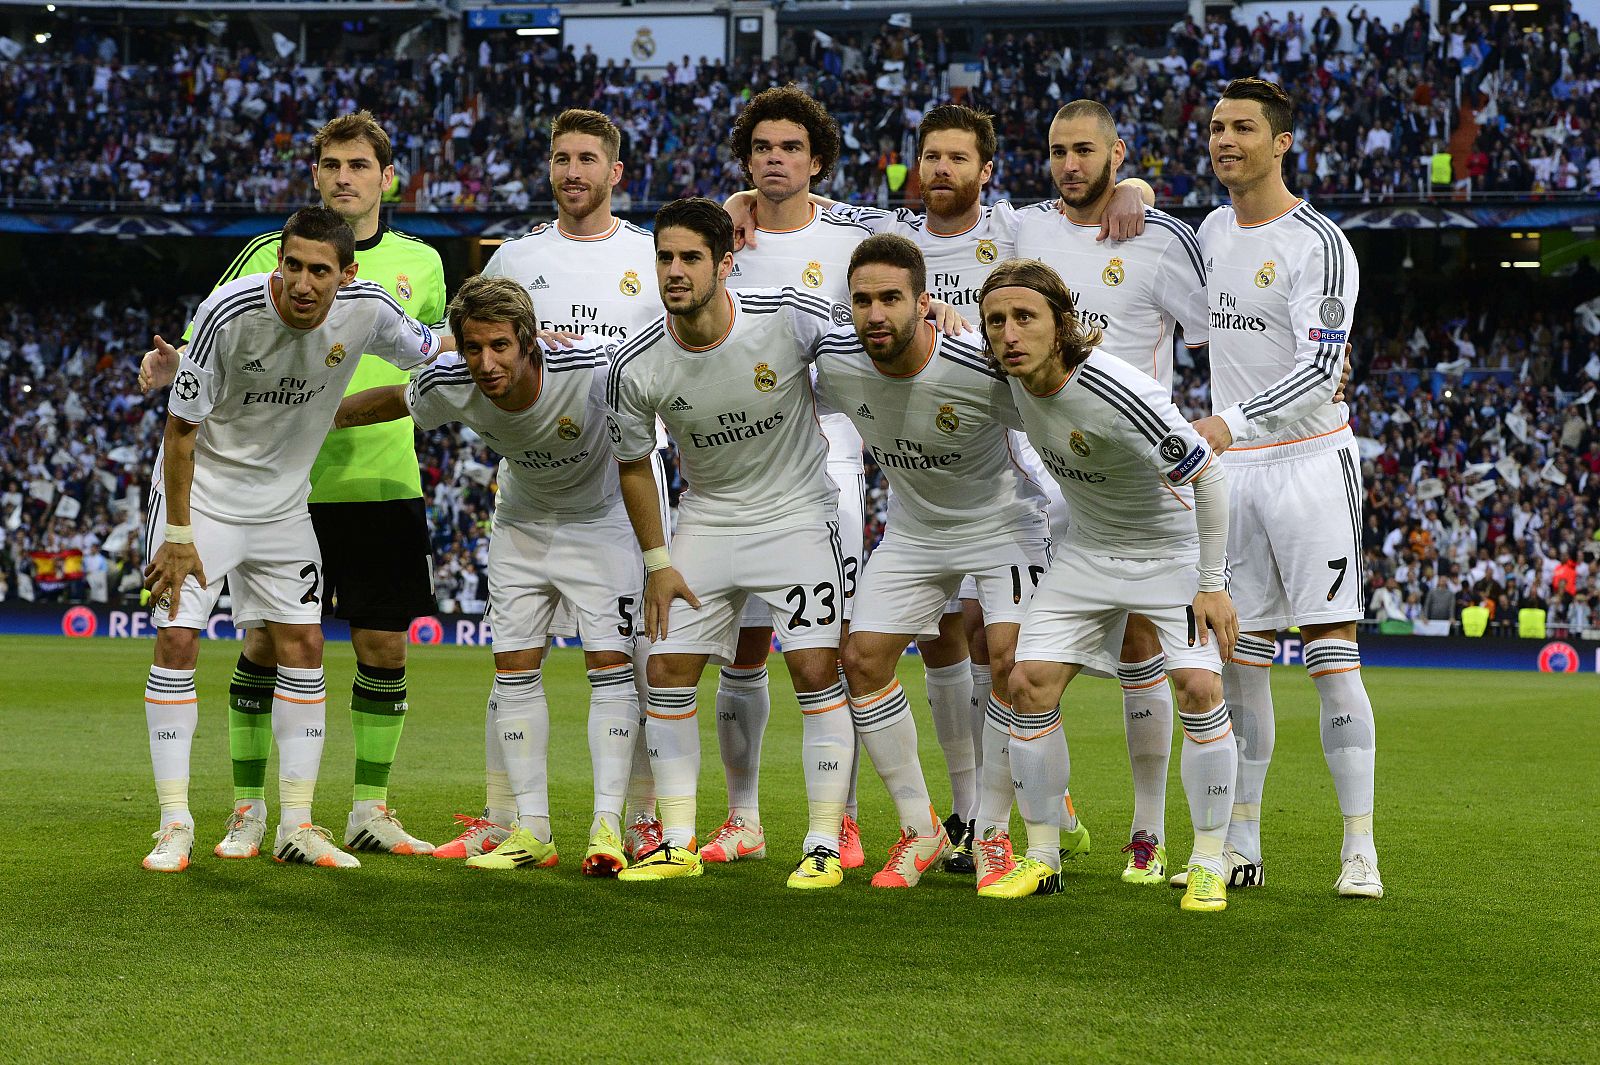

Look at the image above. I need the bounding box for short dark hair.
[730,85,841,187]
[1221,77,1294,138]
[552,108,622,164]
[448,276,539,362]
[1051,100,1118,144]
[654,197,734,262]
[281,205,355,269]
[314,110,393,170]
[918,104,997,164]
[978,258,1102,371]
[848,233,926,296]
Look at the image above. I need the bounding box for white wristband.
[163,523,195,545]
[643,547,672,573]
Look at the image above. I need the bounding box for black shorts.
[309,498,435,631]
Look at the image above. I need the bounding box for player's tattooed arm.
[138,334,185,394]
[618,456,700,640]
[144,415,206,621]
[335,385,410,429]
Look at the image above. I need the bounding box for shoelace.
[222,810,252,836]
[801,844,838,872]
[629,818,663,850]
[449,813,496,839]
[150,825,187,850]
[373,808,409,832]
[841,818,860,846]
[707,817,748,845]
[1121,834,1159,869]
[976,834,1013,868]
[883,830,917,866]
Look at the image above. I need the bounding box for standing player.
[438,108,666,863]
[814,234,1052,889]
[139,207,441,872]
[1013,99,1211,885]
[334,277,643,876]
[980,259,1238,911]
[1191,78,1381,898]
[606,198,855,888]
[142,112,444,859]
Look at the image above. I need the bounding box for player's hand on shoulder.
[725,190,759,251]
[1097,181,1152,242]
[139,334,182,394]
[927,299,973,337]
[1191,414,1233,454]
[644,566,700,641]
[144,541,206,621]
[1190,589,1238,663]
[538,329,582,350]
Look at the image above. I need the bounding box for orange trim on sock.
[274,695,326,705]
[801,697,848,716]
[1308,665,1361,678]
[1009,719,1061,741]
[144,696,198,705]
[1228,657,1272,668]
[1182,725,1235,744]
[645,707,698,720]
[1119,677,1168,691]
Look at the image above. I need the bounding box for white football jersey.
[162,273,438,524]
[480,219,658,341]
[1199,200,1358,451]
[832,201,1020,314]
[730,204,872,472]
[407,337,619,523]
[606,288,842,534]
[1010,351,1215,558]
[813,324,1047,542]
[1013,204,1208,390]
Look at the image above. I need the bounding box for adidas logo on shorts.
[669,396,693,411]
[242,359,266,373]
[856,403,874,419]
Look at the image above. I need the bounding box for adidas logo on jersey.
[669,396,693,411]
[856,403,874,419]
[527,276,550,291]
[242,359,266,373]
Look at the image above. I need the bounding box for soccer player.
[440,107,666,864]
[1013,99,1211,885]
[139,206,442,872]
[813,234,1052,889]
[1190,78,1381,898]
[605,198,856,888]
[979,259,1238,911]
[333,276,643,876]
[141,112,444,859]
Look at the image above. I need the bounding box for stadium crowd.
[0,3,1596,211]
[4,290,1599,638]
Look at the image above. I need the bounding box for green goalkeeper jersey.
[190,224,447,503]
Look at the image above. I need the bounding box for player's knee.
[1007,660,1054,711]
[271,625,324,668]
[241,626,275,668]
[153,627,200,670]
[1172,668,1223,712]
[988,644,1018,696]
[586,649,631,671]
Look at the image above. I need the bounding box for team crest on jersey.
[976,240,999,265]
[325,344,347,368]
[1101,258,1125,287]
[1069,430,1091,457]
[802,261,825,289]
[753,362,778,392]
[557,416,581,441]
[935,404,959,434]
[396,274,412,301]
[620,270,642,296]
[1254,261,1277,288]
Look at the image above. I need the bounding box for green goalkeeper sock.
[351,663,408,807]
[228,654,276,802]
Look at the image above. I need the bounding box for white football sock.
[1224,634,1276,862]
[646,686,700,847]
[1305,640,1378,864]
[797,682,851,853]
[1008,706,1067,869]
[483,687,516,828]
[1119,655,1173,843]
[1179,701,1237,877]
[850,679,937,834]
[586,663,637,828]
[975,693,1014,840]
[968,662,993,772]
[145,665,197,830]
[493,669,551,841]
[272,665,326,829]
[923,659,976,821]
[715,665,769,824]
[622,645,657,825]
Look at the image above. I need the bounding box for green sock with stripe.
[351,663,408,815]
[228,655,276,806]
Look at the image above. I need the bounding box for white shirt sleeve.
[604,355,659,463]
[404,365,463,431]
[1155,223,1210,347]
[780,287,848,362]
[364,292,442,370]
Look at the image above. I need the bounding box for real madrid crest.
[557,416,581,441]
[620,270,642,296]
[325,344,347,368]
[1069,430,1091,457]
[1255,261,1277,288]
[396,274,412,301]
[1101,258,1125,287]
[632,27,657,61]
[976,240,998,265]
[753,362,778,392]
[802,261,824,289]
[936,404,959,434]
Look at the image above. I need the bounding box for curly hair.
[729,85,841,187]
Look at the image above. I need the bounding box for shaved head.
[1052,100,1117,144]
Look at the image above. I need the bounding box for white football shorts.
[486,507,643,655]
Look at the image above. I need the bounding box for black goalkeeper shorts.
[308,498,436,631]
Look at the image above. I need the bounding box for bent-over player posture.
[982,259,1240,912]
[334,276,645,876]
[140,206,441,871]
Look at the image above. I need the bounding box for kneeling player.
[336,276,645,875]
[980,259,1240,911]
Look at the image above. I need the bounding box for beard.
[556,181,609,221]
[1057,156,1115,207]
[858,315,920,365]
[922,174,982,217]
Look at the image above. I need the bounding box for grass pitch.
[1,634,1595,1063]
